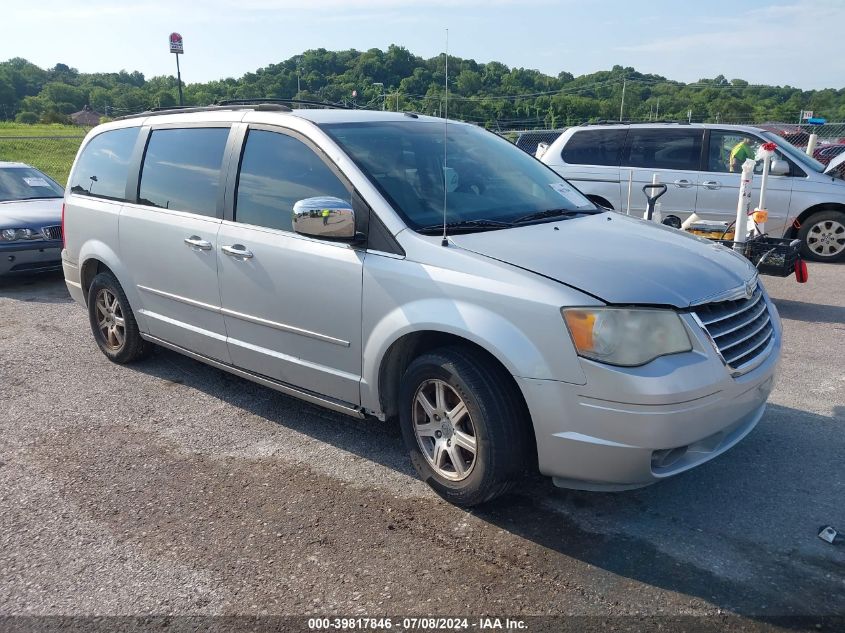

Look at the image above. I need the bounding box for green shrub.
[15,112,38,124]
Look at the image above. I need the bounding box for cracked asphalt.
[0,263,843,630]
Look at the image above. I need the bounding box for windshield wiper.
[416,219,514,234]
[11,195,62,201]
[513,208,595,224]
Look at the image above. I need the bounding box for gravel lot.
[0,263,843,629]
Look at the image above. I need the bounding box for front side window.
[707,131,762,173]
[138,127,229,216]
[709,131,798,175]
[760,131,820,175]
[623,129,703,171]
[562,129,626,166]
[0,167,63,202]
[321,121,597,231]
[235,130,349,232]
[69,127,139,201]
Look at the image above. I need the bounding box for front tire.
[87,271,151,363]
[798,210,845,262]
[398,347,530,506]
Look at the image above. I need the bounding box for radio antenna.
[441,28,449,247]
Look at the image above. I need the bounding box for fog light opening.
[651,446,688,470]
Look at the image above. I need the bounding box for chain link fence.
[0,133,87,186]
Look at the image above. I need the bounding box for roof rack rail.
[215,98,351,110]
[577,119,691,127]
[115,102,292,121]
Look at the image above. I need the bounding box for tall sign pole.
[169,32,184,106]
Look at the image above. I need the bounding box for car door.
[620,127,703,220]
[119,125,234,363]
[216,125,364,405]
[696,129,793,237]
[545,128,626,210]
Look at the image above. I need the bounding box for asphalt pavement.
[0,262,842,630]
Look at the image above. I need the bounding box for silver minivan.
[62,104,781,505]
[540,123,845,262]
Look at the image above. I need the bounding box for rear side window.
[138,127,230,217]
[623,129,703,171]
[561,129,626,166]
[235,129,349,232]
[69,127,139,201]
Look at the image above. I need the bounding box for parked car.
[812,143,845,166]
[539,122,845,262]
[0,162,64,276]
[62,106,781,505]
[756,122,810,148]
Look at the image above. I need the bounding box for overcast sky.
[2,0,843,90]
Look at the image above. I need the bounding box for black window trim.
[132,121,236,220]
[620,127,706,172]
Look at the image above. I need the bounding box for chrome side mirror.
[292,196,356,240]
[770,159,790,176]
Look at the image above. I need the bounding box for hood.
[449,213,757,308]
[0,198,63,228]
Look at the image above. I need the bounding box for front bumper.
[518,298,782,490]
[0,241,62,276]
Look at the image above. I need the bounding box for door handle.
[184,236,212,250]
[702,181,721,190]
[221,244,254,259]
[673,179,694,188]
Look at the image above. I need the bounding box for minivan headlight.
[562,307,692,367]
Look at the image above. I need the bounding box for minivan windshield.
[321,121,598,232]
[0,167,63,202]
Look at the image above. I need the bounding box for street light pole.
[619,78,626,122]
[373,82,384,110]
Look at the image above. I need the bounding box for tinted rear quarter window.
[561,129,626,166]
[70,127,139,201]
[138,127,230,216]
[623,129,703,171]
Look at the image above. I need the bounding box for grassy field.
[0,123,89,185]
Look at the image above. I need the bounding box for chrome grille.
[693,284,774,372]
[41,225,62,241]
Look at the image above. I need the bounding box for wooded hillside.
[2,46,843,128]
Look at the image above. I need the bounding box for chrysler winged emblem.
[745,277,756,299]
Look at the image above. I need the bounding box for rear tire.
[87,271,152,363]
[798,210,845,262]
[398,347,531,506]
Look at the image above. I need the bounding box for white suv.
[62,104,780,505]
[540,123,845,262]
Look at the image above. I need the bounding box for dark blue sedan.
[0,162,64,276]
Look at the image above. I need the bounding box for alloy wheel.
[95,288,126,351]
[807,219,845,257]
[412,379,478,481]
